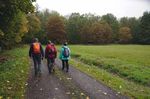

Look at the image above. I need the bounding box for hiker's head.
[34,38,38,42]
[48,40,51,44]
[51,43,54,46]
[64,42,68,46]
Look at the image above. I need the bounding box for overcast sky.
[34,0,150,18]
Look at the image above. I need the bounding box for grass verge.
[0,46,30,98]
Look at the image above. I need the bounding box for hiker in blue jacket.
[59,42,70,72]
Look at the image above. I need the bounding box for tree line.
[0,1,150,49]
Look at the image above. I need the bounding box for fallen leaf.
[0,96,3,99]
[6,80,10,83]
[67,78,72,80]
[119,85,122,89]
[21,70,24,73]
[66,92,70,94]
[40,88,43,91]
[25,83,28,86]
[81,93,84,95]
[86,96,90,99]
[103,92,107,95]
[8,87,12,90]
[55,88,58,90]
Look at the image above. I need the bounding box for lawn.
[57,45,150,98]
[0,46,30,98]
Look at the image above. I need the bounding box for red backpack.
[48,46,56,59]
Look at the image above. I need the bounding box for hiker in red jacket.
[45,41,57,74]
[29,38,44,76]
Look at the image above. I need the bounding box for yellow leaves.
[0,96,3,99]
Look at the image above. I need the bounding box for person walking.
[59,42,70,72]
[29,38,44,76]
[45,41,57,74]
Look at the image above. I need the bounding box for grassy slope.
[56,45,150,98]
[0,46,29,98]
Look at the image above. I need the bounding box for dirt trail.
[26,59,128,99]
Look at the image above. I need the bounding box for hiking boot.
[38,72,42,77]
[66,70,69,72]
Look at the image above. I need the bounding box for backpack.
[63,47,69,58]
[48,46,55,59]
[33,43,40,54]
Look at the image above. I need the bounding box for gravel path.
[25,60,70,99]
[26,59,128,99]
[56,59,128,99]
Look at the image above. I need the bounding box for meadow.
[63,45,150,98]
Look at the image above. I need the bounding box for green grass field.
[59,45,150,98]
[0,46,29,98]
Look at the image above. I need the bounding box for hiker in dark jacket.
[59,42,70,72]
[29,38,44,76]
[45,41,57,74]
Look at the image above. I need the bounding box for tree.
[90,21,113,44]
[0,0,35,49]
[119,17,129,27]
[128,17,140,43]
[101,13,119,41]
[139,11,150,44]
[118,27,132,43]
[66,13,82,43]
[23,14,41,43]
[46,13,66,43]
[14,11,28,43]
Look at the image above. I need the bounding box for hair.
[48,40,51,44]
[34,38,38,42]
[64,42,67,46]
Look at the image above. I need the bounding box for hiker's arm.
[45,46,48,58]
[59,48,62,59]
[40,44,44,58]
[54,46,57,58]
[29,44,33,57]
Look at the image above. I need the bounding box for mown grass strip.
[69,59,150,99]
[0,46,30,98]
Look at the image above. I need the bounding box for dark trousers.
[47,58,55,73]
[62,60,69,71]
[32,54,41,76]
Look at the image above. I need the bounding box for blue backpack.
[63,47,69,58]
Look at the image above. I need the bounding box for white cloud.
[34,0,150,18]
